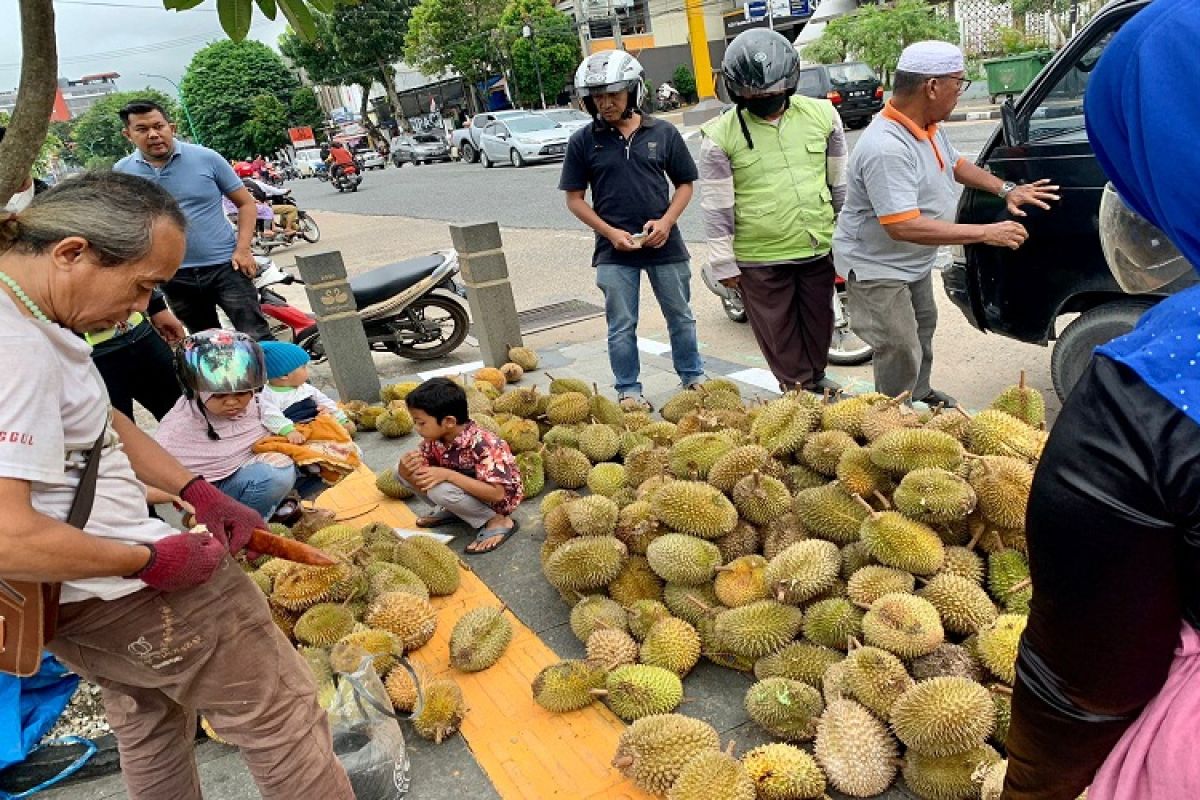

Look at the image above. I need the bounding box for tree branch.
[0,0,57,202]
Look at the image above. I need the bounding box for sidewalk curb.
[947,109,1001,122]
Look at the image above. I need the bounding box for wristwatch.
[998,181,1017,199]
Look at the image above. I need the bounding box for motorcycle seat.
[349,254,445,308]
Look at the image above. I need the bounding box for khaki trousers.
[845,271,938,400]
[48,557,353,800]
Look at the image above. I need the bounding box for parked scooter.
[656,82,681,111]
[330,163,362,193]
[253,251,470,361]
[700,263,873,366]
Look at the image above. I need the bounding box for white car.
[354,147,387,170]
[537,108,591,134]
[293,147,324,178]
[478,116,570,168]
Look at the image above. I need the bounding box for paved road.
[286,119,1001,242]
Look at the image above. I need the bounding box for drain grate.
[468,299,605,342]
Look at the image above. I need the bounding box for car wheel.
[1051,298,1159,402]
[480,150,493,169]
[460,143,476,163]
[511,149,526,168]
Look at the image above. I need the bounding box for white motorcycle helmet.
[1099,182,1192,294]
[574,51,646,120]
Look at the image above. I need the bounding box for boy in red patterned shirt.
[396,377,523,554]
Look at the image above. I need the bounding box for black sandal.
[464,519,519,555]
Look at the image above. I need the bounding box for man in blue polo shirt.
[559,51,703,410]
[115,100,272,340]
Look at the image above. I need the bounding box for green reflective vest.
[703,96,835,263]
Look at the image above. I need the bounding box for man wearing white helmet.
[559,50,703,411]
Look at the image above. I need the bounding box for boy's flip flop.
[415,508,458,528]
[464,519,520,555]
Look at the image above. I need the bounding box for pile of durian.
[507,371,1048,800]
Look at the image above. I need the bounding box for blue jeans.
[215,461,298,519]
[595,260,704,395]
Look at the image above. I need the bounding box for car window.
[473,116,492,129]
[508,117,560,133]
[1027,28,1120,144]
[827,63,877,84]
[797,70,823,94]
[415,135,441,143]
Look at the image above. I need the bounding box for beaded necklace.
[0,270,51,323]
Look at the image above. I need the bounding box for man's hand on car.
[982,221,1029,250]
[1007,178,1061,217]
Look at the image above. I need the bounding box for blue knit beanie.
[260,341,311,379]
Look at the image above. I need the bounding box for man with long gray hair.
[833,40,1059,406]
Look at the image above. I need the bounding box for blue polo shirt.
[559,114,698,268]
[115,141,243,270]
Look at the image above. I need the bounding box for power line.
[55,0,216,9]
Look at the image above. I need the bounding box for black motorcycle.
[250,192,321,256]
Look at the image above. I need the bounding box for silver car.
[391,133,452,166]
[478,116,570,168]
[537,108,591,134]
[354,147,387,170]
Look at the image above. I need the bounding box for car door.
[955,10,1138,344]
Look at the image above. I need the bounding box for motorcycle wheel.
[381,295,470,360]
[295,326,325,361]
[250,238,271,257]
[827,289,873,366]
[299,215,321,243]
[350,184,358,192]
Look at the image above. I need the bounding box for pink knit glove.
[180,477,262,555]
[132,533,225,591]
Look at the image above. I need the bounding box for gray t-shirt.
[833,106,961,282]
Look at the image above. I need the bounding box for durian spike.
[851,493,880,518]
[1007,577,1033,595]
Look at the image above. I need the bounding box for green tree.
[280,19,386,138]
[68,88,183,166]
[498,0,579,108]
[330,0,415,119]
[0,110,61,177]
[671,65,696,101]
[244,94,291,154]
[288,86,326,130]
[406,0,507,108]
[801,16,853,65]
[180,39,302,158]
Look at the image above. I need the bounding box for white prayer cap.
[896,41,965,74]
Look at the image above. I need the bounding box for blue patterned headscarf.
[1090,0,1200,421]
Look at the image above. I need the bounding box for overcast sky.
[0,0,291,97]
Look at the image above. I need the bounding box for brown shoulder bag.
[0,430,107,677]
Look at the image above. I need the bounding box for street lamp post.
[522,24,548,110]
[141,73,202,146]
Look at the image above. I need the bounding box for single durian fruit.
[612,714,721,795]
[939,546,985,584]
[764,539,841,605]
[493,386,541,418]
[607,555,665,607]
[596,664,684,720]
[660,389,704,424]
[546,391,592,425]
[543,536,627,593]
[918,573,998,636]
[507,345,538,371]
[745,677,824,741]
[639,617,701,676]
[579,423,621,463]
[802,429,859,477]
[249,569,273,596]
[742,743,827,800]
[380,381,420,403]
[708,444,778,493]
[293,603,357,647]
[891,676,996,757]
[306,524,365,557]
[992,689,1012,748]
[499,417,540,454]
[731,471,791,525]
[991,370,1046,427]
[499,362,524,383]
[814,698,900,797]
[412,678,466,744]
[587,462,628,497]
[546,374,593,396]
[663,582,723,627]
[646,534,723,585]
[979,758,1008,800]
[986,549,1031,602]
[391,535,461,596]
[565,494,620,537]
[802,597,864,651]
[821,392,890,439]
[860,395,924,442]
[902,745,1002,800]
[545,446,592,489]
[375,405,415,437]
[569,593,628,641]
[624,445,671,489]
[449,606,512,672]
[532,660,607,712]
[541,488,580,515]
[966,455,1034,530]
[464,386,495,416]
[651,481,739,540]
[834,446,894,499]
[782,463,830,493]
[271,562,362,611]
[715,519,762,564]
[793,483,869,546]
[711,601,805,660]
[977,614,1027,684]
[669,432,736,479]
[638,420,679,447]
[333,629,403,675]
[626,599,673,641]
[870,428,964,475]
[968,409,1047,464]
[751,397,821,456]
[542,423,582,450]
[381,664,419,713]
[375,468,415,500]
[474,366,507,391]
[754,642,844,689]
[840,644,913,719]
[714,555,770,608]
[587,628,640,670]
[613,500,665,555]
[269,605,299,639]
[667,742,755,800]
[894,468,977,524]
[861,593,945,659]
[365,591,438,651]
[761,513,809,560]
[859,504,946,576]
[910,643,985,683]
[924,408,972,443]
[517,450,545,498]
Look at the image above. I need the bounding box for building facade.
[0,73,122,120]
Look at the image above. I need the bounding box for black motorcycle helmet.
[721,28,801,149]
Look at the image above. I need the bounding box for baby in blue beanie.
[258,341,353,443]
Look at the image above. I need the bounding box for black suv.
[795,62,883,128]
[943,0,1188,401]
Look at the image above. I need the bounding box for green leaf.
[309,0,336,12]
[278,0,318,40]
[217,0,254,40]
[255,0,278,19]
[162,0,206,10]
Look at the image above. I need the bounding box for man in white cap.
[833,40,1059,406]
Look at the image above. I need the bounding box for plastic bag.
[327,655,417,800]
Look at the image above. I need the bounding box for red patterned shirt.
[419,421,524,515]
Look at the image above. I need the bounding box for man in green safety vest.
[700,28,847,394]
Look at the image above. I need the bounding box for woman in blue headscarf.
[1004,1,1200,797]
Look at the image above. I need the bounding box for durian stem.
[887,390,913,408]
[990,684,1014,696]
[850,493,879,517]
[852,600,873,612]
[955,406,973,421]
[723,740,737,756]
[588,688,609,698]
[1019,369,1027,390]
[847,636,862,651]
[966,528,984,552]
[1007,577,1033,594]
[872,490,892,510]
[612,755,634,769]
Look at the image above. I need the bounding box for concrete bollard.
[293,251,382,403]
[449,222,523,368]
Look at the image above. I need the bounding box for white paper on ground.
[636,337,672,356]
[392,528,455,544]
[417,361,485,380]
[725,368,783,392]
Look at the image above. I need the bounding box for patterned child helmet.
[176,329,266,397]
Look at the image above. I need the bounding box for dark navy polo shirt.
[559,114,698,267]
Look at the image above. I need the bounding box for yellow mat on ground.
[317,466,653,800]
